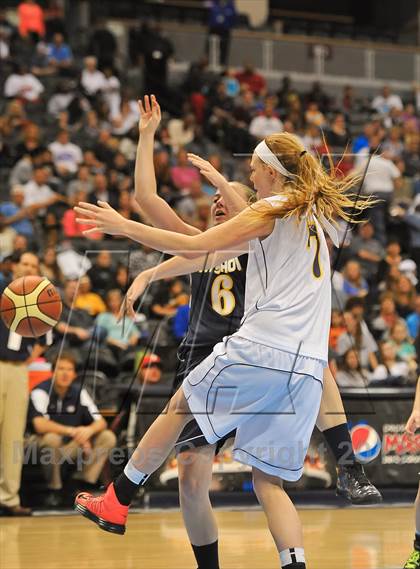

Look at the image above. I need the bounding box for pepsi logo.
[350,424,382,463]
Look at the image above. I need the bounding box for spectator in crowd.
[406,295,420,339]
[301,123,323,154]
[28,352,116,506]
[172,303,190,341]
[138,353,163,384]
[336,348,369,388]
[55,279,96,351]
[21,166,62,215]
[47,79,77,116]
[171,149,201,192]
[9,152,33,186]
[0,185,35,239]
[40,246,63,285]
[18,0,45,38]
[15,123,43,163]
[377,240,403,286]
[370,341,411,383]
[371,293,400,339]
[397,202,420,271]
[102,67,121,119]
[80,56,105,98]
[372,85,403,115]
[382,126,404,159]
[305,81,330,112]
[88,173,117,208]
[62,189,103,240]
[4,64,44,102]
[325,113,349,150]
[140,22,174,101]
[393,274,416,317]
[235,63,266,96]
[48,130,83,176]
[207,0,236,66]
[329,309,346,353]
[358,136,402,244]
[389,321,417,364]
[111,95,140,136]
[168,113,196,154]
[304,101,326,127]
[0,29,10,61]
[338,260,369,299]
[349,222,384,283]
[249,100,284,140]
[0,252,48,516]
[47,32,73,74]
[0,215,17,258]
[336,311,378,370]
[74,275,106,317]
[87,251,117,297]
[223,68,240,98]
[150,278,189,319]
[95,289,140,363]
[66,164,93,198]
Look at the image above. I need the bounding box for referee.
[0,252,50,516]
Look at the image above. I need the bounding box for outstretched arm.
[75,200,272,258]
[188,153,250,215]
[120,249,248,319]
[135,95,201,236]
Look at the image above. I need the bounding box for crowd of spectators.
[0,0,420,509]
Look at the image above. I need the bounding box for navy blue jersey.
[182,254,247,349]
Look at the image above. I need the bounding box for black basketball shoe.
[336,462,383,505]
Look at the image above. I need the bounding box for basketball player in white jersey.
[403,380,420,569]
[74,132,372,569]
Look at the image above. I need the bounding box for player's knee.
[252,467,283,497]
[178,459,209,502]
[168,389,192,420]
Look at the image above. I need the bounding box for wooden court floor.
[0,506,413,569]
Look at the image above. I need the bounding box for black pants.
[207,28,231,66]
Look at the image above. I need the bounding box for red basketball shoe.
[74,483,128,535]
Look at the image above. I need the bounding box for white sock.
[124,460,150,485]
[280,547,305,567]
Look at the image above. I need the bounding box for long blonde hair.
[253,132,372,224]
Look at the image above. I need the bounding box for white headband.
[255,141,340,247]
[254,140,297,180]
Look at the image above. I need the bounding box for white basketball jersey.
[235,195,331,364]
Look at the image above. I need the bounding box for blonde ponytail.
[252,132,373,225]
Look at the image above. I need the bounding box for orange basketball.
[0,276,62,338]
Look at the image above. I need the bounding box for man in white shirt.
[21,167,61,215]
[357,137,402,244]
[249,101,283,139]
[81,56,106,97]
[371,85,403,115]
[4,64,44,102]
[48,130,83,175]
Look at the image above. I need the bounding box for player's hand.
[405,410,420,434]
[74,201,127,236]
[118,273,150,321]
[138,95,161,135]
[187,153,229,189]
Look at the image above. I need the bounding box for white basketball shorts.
[182,335,325,481]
